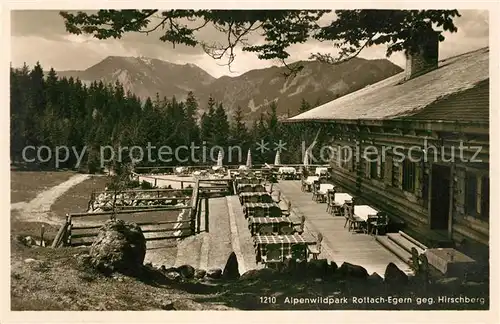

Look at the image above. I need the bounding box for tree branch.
[310,33,376,65]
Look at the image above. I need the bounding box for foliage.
[10,61,327,169]
[60,10,461,74]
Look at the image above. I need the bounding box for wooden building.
[286,44,489,259]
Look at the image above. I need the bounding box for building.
[286,40,489,260]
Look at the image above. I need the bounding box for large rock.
[194,269,207,279]
[307,259,330,278]
[338,262,369,279]
[177,264,196,279]
[240,268,278,281]
[368,272,384,285]
[222,252,240,280]
[329,261,339,275]
[384,262,408,287]
[282,257,297,274]
[89,219,146,275]
[206,268,222,279]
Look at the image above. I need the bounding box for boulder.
[206,268,223,279]
[160,300,175,310]
[384,262,408,287]
[295,260,308,276]
[89,219,146,275]
[240,268,278,281]
[76,253,92,267]
[282,257,296,274]
[165,271,182,282]
[23,236,37,247]
[176,264,196,279]
[329,261,339,275]
[222,252,240,280]
[194,269,207,279]
[338,262,369,279]
[307,259,330,278]
[368,272,384,285]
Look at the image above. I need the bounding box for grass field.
[10,171,76,203]
[50,175,110,219]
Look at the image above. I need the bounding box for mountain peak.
[56,56,402,121]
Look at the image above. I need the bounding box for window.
[466,172,489,220]
[402,159,416,192]
[369,156,385,179]
[481,176,489,219]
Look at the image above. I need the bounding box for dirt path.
[11,174,90,225]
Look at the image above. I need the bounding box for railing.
[61,177,234,247]
[134,164,330,174]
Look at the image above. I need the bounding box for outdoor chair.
[343,202,353,228]
[326,189,336,214]
[262,244,283,269]
[344,203,363,231]
[368,212,389,236]
[279,225,294,235]
[311,180,320,201]
[254,207,266,218]
[259,224,274,236]
[308,233,323,260]
[254,184,265,192]
[281,200,292,217]
[249,195,260,203]
[288,244,307,262]
[269,206,282,218]
[240,185,252,193]
[294,215,306,234]
[301,178,307,192]
[261,194,274,203]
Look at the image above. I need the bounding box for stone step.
[399,230,428,250]
[387,233,426,255]
[375,235,412,266]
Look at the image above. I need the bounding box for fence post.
[196,197,202,233]
[204,197,209,233]
[66,214,72,246]
[181,181,184,189]
[154,178,157,187]
[40,224,45,247]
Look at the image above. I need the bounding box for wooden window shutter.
[392,160,402,188]
[414,163,422,198]
[384,155,393,185]
[364,158,370,178]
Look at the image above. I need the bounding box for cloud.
[10,9,489,77]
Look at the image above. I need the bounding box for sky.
[10,9,489,78]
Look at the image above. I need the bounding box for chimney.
[405,29,440,80]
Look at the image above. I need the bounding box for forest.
[10,62,319,172]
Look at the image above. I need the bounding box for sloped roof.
[287,47,489,122]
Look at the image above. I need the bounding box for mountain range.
[57,55,403,121]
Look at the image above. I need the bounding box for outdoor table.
[239,192,273,204]
[354,205,380,222]
[318,183,335,195]
[304,176,319,185]
[334,193,353,206]
[254,234,316,263]
[315,167,328,176]
[243,202,280,218]
[248,216,293,236]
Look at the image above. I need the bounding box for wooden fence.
[57,177,234,247]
